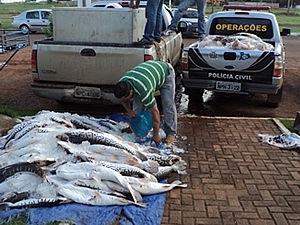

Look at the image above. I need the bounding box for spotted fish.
[56,183,146,207]
[0,162,44,183]
[57,129,148,161]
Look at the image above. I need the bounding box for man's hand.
[152,134,161,145]
[129,0,140,8]
[127,109,136,118]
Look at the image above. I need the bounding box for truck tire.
[185,88,204,103]
[266,86,283,108]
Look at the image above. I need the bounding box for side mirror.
[177,21,188,33]
[280,28,291,36]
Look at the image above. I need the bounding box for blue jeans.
[143,0,164,42]
[169,0,206,35]
[132,63,177,137]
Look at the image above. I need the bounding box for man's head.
[114,81,132,99]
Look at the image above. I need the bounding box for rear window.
[209,17,274,39]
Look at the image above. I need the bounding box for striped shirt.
[119,60,170,109]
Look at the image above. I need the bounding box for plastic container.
[129,111,152,137]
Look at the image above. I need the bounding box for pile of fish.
[198,32,274,51]
[0,111,187,209]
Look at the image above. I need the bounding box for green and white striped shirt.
[119,60,170,109]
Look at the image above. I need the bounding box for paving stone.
[161,116,300,225]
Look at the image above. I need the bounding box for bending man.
[114,60,177,145]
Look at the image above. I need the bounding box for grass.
[280,119,297,133]
[0,105,36,118]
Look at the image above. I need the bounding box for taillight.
[31,49,37,73]
[273,55,283,77]
[181,50,189,70]
[144,54,154,61]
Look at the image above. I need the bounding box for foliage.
[42,13,53,38]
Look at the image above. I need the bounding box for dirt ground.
[0,34,299,118]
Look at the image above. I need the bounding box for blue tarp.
[0,193,166,225]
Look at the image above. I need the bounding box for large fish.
[71,114,121,133]
[55,162,143,204]
[102,178,187,196]
[57,129,148,160]
[46,174,126,198]
[0,197,68,209]
[57,141,159,173]
[124,177,187,195]
[56,183,146,207]
[98,161,158,183]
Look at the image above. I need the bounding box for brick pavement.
[161,116,300,225]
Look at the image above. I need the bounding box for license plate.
[216,81,241,92]
[74,86,101,99]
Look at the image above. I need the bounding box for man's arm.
[121,99,136,118]
[148,104,161,144]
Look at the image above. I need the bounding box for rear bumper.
[30,82,120,104]
[182,76,283,95]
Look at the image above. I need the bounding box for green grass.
[0,105,36,118]
[280,119,297,133]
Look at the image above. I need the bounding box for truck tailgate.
[188,48,275,84]
[37,43,145,85]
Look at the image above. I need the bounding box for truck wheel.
[185,88,204,103]
[266,86,283,108]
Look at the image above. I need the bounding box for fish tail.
[133,201,148,208]
[170,180,187,188]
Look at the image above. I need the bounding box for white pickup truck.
[31,2,183,104]
[179,6,290,107]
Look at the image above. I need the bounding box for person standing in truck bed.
[114,60,177,145]
[167,0,207,41]
[131,0,164,45]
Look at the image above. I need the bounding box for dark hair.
[114,81,131,98]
